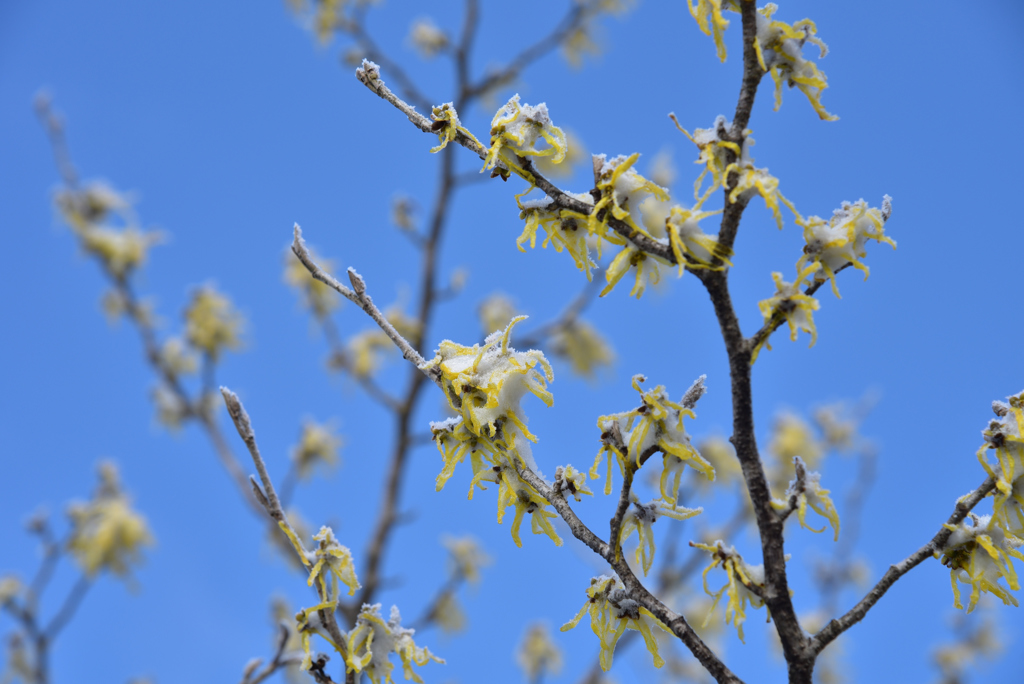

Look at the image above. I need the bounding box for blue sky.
[2,1,1023,683]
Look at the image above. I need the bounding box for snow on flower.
[346,604,444,684]
[691,540,769,641]
[483,95,567,180]
[561,575,672,671]
[940,514,1023,613]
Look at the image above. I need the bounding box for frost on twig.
[290,224,441,387]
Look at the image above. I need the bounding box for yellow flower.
[620,496,702,575]
[768,411,824,470]
[755,271,820,360]
[592,375,714,496]
[550,320,614,379]
[795,197,896,298]
[517,195,598,280]
[430,591,466,634]
[270,597,306,684]
[295,600,345,671]
[686,0,736,62]
[555,464,594,502]
[304,526,361,603]
[441,535,491,585]
[291,420,343,479]
[184,286,244,360]
[754,4,837,121]
[676,117,798,230]
[665,204,732,274]
[561,575,671,671]
[425,317,560,547]
[561,24,602,69]
[159,337,198,377]
[267,507,313,572]
[691,541,768,642]
[772,463,841,541]
[940,514,1023,613]
[284,245,340,317]
[483,95,567,181]
[78,226,162,279]
[66,462,153,578]
[977,391,1024,498]
[347,604,444,684]
[517,623,562,682]
[696,436,742,488]
[534,129,586,178]
[409,17,448,59]
[428,102,478,153]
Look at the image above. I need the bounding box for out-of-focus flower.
[66,462,153,578]
[755,271,819,360]
[696,436,741,487]
[152,383,189,430]
[346,604,444,684]
[561,24,602,69]
[768,412,824,470]
[391,196,416,232]
[430,592,466,634]
[932,612,1001,684]
[795,197,895,298]
[620,496,702,575]
[270,597,306,684]
[517,622,562,683]
[813,403,859,452]
[477,293,518,338]
[483,95,567,181]
[409,17,448,58]
[940,514,1023,612]
[561,575,671,671]
[691,541,767,641]
[291,420,343,480]
[159,337,198,377]
[0,576,22,606]
[285,246,341,317]
[441,535,491,585]
[550,320,614,379]
[593,375,713,497]
[184,286,244,360]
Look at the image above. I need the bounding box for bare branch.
[291,225,441,388]
[810,476,997,655]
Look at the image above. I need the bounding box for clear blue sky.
[2,1,1023,682]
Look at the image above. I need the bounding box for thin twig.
[42,575,91,641]
[810,476,997,655]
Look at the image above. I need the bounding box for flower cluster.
[428,102,478,154]
[676,117,797,230]
[56,182,163,280]
[347,604,444,684]
[772,458,841,541]
[517,194,598,280]
[441,535,491,585]
[939,514,1022,613]
[66,462,153,578]
[592,375,714,498]
[425,317,561,547]
[549,320,615,379]
[687,2,837,120]
[691,541,769,641]
[483,95,567,181]
[620,495,702,575]
[409,17,448,59]
[794,197,896,298]
[561,575,671,672]
[517,622,563,682]
[184,286,245,360]
[291,420,343,479]
[978,391,1024,535]
[755,271,820,359]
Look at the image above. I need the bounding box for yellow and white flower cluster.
[347,604,444,684]
[691,540,769,641]
[561,575,672,672]
[425,316,562,547]
[483,95,568,181]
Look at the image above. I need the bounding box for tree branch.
[810,476,998,655]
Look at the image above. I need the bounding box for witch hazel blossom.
[620,495,702,575]
[795,197,896,297]
[691,541,772,642]
[755,270,820,360]
[560,575,672,672]
[483,95,567,180]
[347,604,444,684]
[940,514,1024,613]
[516,193,597,279]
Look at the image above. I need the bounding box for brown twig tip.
[347,267,366,296]
[681,375,708,410]
[220,386,249,433]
